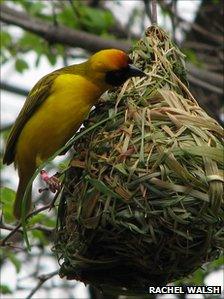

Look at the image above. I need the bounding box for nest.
[53,26,224,295]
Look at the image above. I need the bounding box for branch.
[0,4,222,100]
[26,270,58,299]
[1,81,29,97]
[187,74,223,95]
[0,200,57,247]
[187,63,223,89]
[0,4,130,52]
[0,223,23,233]
[143,0,152,23]
[151,0,158,25]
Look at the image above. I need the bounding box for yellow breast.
[16,74,104,165]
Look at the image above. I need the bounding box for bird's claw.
[40,170,61,193]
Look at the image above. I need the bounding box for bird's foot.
[39,170,61,193]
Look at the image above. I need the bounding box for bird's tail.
[13,167,35,220]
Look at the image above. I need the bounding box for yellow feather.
[13,74,106,219]
[16,74,103,163]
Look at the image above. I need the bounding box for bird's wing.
[3,72,58,165]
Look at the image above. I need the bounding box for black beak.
[127,64,146,78]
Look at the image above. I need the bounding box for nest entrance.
[53,26,224,295]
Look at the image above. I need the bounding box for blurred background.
[0,0,223,298]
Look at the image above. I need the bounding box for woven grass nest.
[54,26,224,295]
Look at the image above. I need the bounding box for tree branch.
[0,3,222,113]
[143,0,152,23]
[0,200,57,247]
[186,63,223,89]
[0,223,23,233]
[151,0,158,25]
[0,4,130,53]
[26,270,58,299]
[1,81,29,97]
[187,74,223,95]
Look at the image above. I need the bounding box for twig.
[0,223,23,233]
[0,81,29,96]
[0,222,53,239]
[171,0,177,43]
[143,0,152,23]
[187,74,223,94]
[0,222,22,246]
[0,192,59,247]
[51,0,58,27]
[26,270,58,299]
[186,62,223,88]
[31,224,54,234]
[151,0,157,25]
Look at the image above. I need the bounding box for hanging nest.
[53,26,224,295]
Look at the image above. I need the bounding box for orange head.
[88,49,145,86]
[90,49,130,72]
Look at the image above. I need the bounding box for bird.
[3,49,145,219]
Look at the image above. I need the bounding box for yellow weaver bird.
[3,49,145,219]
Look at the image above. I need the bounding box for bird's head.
[88,49,145,87]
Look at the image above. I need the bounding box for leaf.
[114,163,128,175]
[126,222,146,234]
[13,0,45,15]
[19,33,43,54]
[15,58,29,73]
[0,284,12,294]
[183,146,223,163]
[7,252,22,273]
[207,255,224,270]
[0,187,15,223]
[30,230,47,244]
[86,176,121,199]
[29,213,56,227]
[27,1,46,15]
[35,54,41,67]
[46,52,57,66]
[57,6,78,28]
[79,5,114,34]
[0,31,12,48]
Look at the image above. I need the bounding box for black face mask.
[105,64,145,86]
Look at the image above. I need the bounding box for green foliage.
[19,33,44,54]
[0,284,13,295]
[183,48,202,67]
[57,5,79,28]
[29,213,56,228]
[18,32,63,66]
[77,5,114,34]
[0,248,22,273]
[15,58,29,73]
[175,255,224,286]
[28,210,56,245]
[0,30,12,63]
[0,187,16,223]
[12,0,46,17]
[0,31,12,48]
[1,0,116,73]
[30,230,48,245]
[7,251,22,273]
